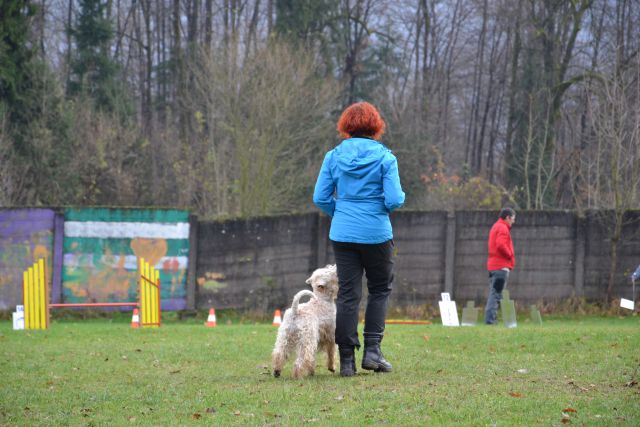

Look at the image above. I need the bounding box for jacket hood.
[333,138,389,178]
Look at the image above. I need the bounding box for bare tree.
[582,67,640,301]
[181,42,339,218]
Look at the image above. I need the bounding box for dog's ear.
[305,276,312,285]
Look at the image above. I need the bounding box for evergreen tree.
[274,0,337,43]
[67,0,130,116]
[0,1,76,205]
[0,0,37,129]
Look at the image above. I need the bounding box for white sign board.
[439,293,459,326]
[620,298,635,310]
[13,311,24,330]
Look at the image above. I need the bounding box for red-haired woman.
[313,102,405,377]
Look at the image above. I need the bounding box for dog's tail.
[291,290,316,314]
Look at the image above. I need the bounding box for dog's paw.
[328,367,335,373]
[273,370,281,378]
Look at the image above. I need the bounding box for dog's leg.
[272,330,290,378]
[293,344,317,378]
[326,340,337,373]
[293,328,319,378]
[301,328,320,378]
[292,343,307,379]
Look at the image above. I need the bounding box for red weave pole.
[50,302,139,308]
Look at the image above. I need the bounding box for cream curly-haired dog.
[272,265,339,379]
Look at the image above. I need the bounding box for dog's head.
[305,264,338,300]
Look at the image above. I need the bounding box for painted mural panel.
[63,208,190,309]
[0,209,55,310]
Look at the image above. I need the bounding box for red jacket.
[487,218,515,270]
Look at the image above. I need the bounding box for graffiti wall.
[62,208,190,309]
[0,209,56,310]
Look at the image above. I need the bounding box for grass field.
[1,315,639,426]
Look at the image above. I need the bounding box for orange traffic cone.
[205,308,217,327]
[272,309,282,326]
[131,308,140,328]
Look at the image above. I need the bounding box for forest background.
[1,0,639,220]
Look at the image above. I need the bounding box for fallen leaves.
[509,392,522,398]
[560,407,577,424]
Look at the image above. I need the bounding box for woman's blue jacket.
[313,137,405,244]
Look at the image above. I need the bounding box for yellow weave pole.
[23,270,30,329]
[139,257,147,325]
[144,259,151,326]
[153,268,160,326]
[22,259,49,330]
[39,259,49,328]
[33,262,41,329]
[138,257,161,328]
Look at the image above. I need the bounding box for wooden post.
[573,214,586,297]
[444,211,457,296]
[186,214,198,310]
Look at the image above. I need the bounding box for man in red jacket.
[484,207,516,324]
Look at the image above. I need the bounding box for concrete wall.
[195,213,322,311]
[0,208,192,311]
[195,210,640,310]
[452,211,580,303]
[61,208,191,310]
[0,209,58,310]
[1,208,638,311]
[584,211,640,300]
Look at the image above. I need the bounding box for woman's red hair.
[337,102,386,140]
